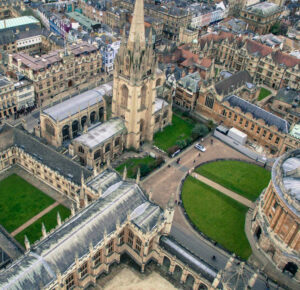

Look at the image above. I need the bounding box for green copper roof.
[0,16,40,30]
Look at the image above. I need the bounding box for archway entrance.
[283,262,298,277]
[185,274,195,289]
[255,226,262,241]
[173,265,182,281]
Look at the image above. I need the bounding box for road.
[142,138,282,289]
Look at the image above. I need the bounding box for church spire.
[128,0,145,51]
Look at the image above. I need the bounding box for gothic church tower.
[112,0,159,150]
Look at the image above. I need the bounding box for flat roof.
[73,118,126,149]
[0,16,40,30]
[43,83,112,122]
[66,12,99,29]
[154,98,169,114]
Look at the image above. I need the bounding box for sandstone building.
[112,0,172,149]
[240,2,284,35]
[251,149,300,282]
[8,42,102,106]
[0,122,221,290]
[199,32,300,91]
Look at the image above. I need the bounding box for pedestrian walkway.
[11,201,59,237]
[191,172,254,208]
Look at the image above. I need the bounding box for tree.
[270,22,288,36]
[176,139,187,149]
[191,124,209,139]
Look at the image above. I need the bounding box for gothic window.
[65,273,74,290]
[99,107,104,122]
[205,95,214,109]
[128,230,134,246]
[125,56,130,73]
[79,262,88,278]
[115,137,120,146]
[93,250,102,267]
[121,85,128,107]
[156,78,161,87]
[163,111,168,119]
[140,119,144,133]
[78,146,84,154]
[90,111,96,124]
[135,237,142,253]
[62,125,70,141]
[45,120,55,136]
[94,149,101,160]
[72,120,79,137]
[81,116,87,128]
[140,85,147,109]
[107,240,114,254]
[105,143,110,153]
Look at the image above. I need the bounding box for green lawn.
[258,88,271,101]
[15,204,71,247]
[154,114,194,151]
[182,176,251,260]
[195,160,271,201]
[0,174,55,232]
[116,156,161,178]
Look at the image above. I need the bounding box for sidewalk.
[191,172,254,208]
[11,201,59,237]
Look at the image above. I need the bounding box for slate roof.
[223,95,290,133]
[215,71,252,95]
[160,236,217,282]
[72,118,126,149]
[0,174,164,289]
[43,83,112,122]
[0,28,42,45]
[178,71,201,93]
[0,124,92,184]
[275,88,300,105]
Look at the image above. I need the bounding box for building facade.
[0,124,217,290]
[0,75,16,120]
[40,83,110,148]
[112,0,172,150]
[240,2,284,35]
[251,149,300,281]
[8,42,103,105]
[199,33,300,91]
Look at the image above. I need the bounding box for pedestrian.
[198,153,201,157]
[193,159,196,164]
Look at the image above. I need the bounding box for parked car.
[194,143,206,152]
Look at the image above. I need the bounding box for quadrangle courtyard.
[0,167,70,247]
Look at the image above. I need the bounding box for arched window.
[156,78,161,87]
[72,120,79,137]
[90,111,96,124]
[94,149,101,160]
[121,85,128,107]
[205,95,214,109]
[62,125,70,141]
[99,107,104,122]
[140,119,144,133]
[78,146,84,154]
[81,116,87,128]
[162,257,171,272]
[115,137,120,146]
[140,85,147,109]
[105,143,110,153]
[45,119,55,136]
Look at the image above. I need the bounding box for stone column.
[274,210,287,233]
[270,206,282,229]
[290,230,300,249]
[284,223,298,246]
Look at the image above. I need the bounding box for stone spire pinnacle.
[128,0,145,51]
